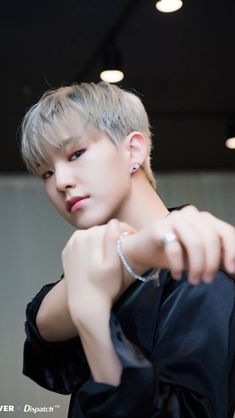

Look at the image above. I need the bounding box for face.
[38,125,132,229]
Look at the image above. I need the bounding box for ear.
[124,131,147,166]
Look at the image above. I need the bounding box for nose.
[54,162,76,192]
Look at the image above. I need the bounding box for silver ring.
[160,232,178,247]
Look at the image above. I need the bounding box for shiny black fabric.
[23,269,235,418]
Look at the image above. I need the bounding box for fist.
[62,219,132,323]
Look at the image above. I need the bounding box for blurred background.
[1,0,235,172]
[0,0,235,416]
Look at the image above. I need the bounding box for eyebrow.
[35,136,82,170]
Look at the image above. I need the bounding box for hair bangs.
[21,97,88,174]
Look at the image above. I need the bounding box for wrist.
[121,232,152,277]
[69,291,111,330]
[75,308,111,339]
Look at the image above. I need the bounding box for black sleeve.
[23,280,90,394]
[70,314,212,418]
[68,271,235,418]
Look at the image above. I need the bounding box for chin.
[64,216,100,230]
[59,200,117,229]
[72,210,114,230]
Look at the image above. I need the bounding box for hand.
[61,219,133,325]
[122,205,235,285]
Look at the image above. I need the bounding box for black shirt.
[23,268,235,417]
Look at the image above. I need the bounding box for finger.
[187,218,221,283]
[169,219,206,285]
[103,219,122,265]
[162,240,185,280]
[201,212,235,275]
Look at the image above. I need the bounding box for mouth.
[66,196,89,213]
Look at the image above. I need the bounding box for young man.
[21,82,235,417]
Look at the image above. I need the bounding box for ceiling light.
[156,0,183,13]
[100,45,124,84]
[226,123,235,149]
[100,70,124,83]
[225,137,235,150]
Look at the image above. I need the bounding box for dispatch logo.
[0,404,60,414]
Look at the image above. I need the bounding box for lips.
[66,196,89,213]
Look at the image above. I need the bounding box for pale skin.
[36,124,235,386]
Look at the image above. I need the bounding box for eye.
[42,170,53,180]
[69,149,86,161]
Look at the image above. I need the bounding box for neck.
[114,170,169,230]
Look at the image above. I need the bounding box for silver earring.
[131,163,141,174]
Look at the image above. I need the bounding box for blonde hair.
[21,82,156,188]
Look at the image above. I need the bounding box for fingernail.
[172,272,182,280]
[189,276,199,286]
[190,281,198,287]
[203,273,214,283]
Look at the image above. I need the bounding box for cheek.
[87,144,128,177]
[98,168,130,206]
[102,154,129,184]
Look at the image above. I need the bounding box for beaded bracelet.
[116,232,161,286]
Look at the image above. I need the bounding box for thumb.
[103,219,122,264]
